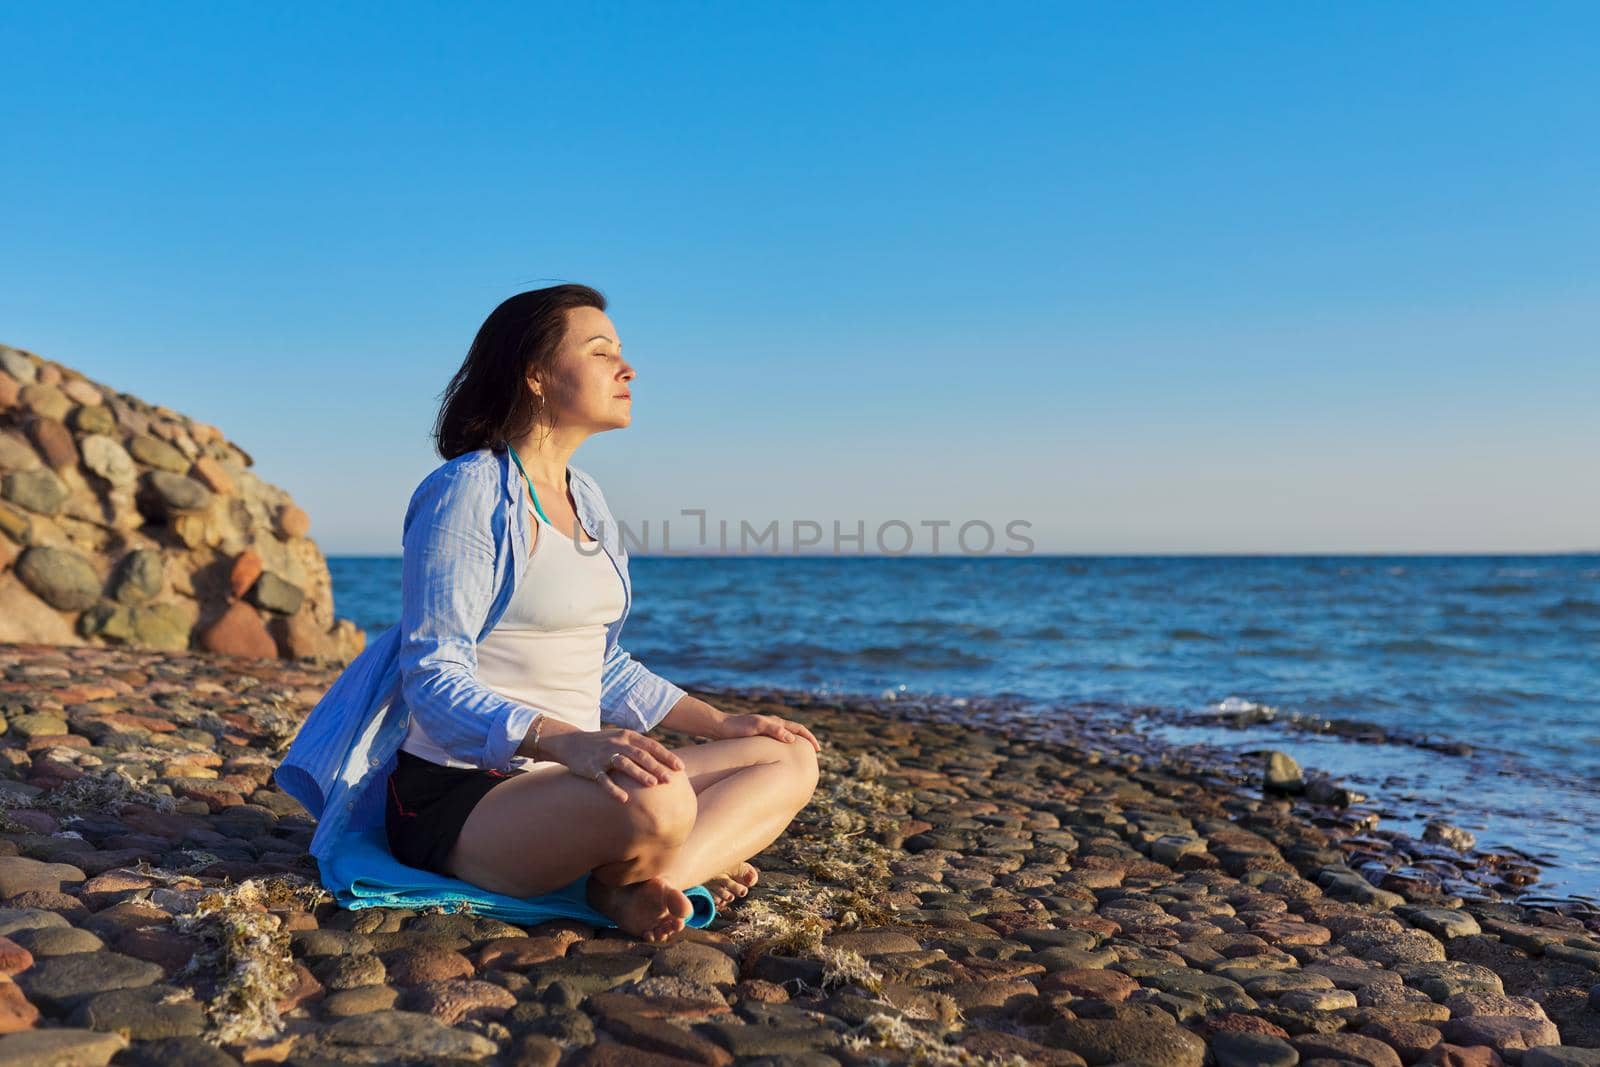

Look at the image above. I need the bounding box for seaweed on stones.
[175,875,331,1045]
[839,1012,1031,1067]
[719,745,913,976]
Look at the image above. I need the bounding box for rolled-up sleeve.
[397,463,539,769]
[599,640,687,733]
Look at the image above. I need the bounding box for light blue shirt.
[274,446,687,862]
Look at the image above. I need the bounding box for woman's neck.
[506,429,582,488]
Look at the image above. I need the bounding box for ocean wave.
[1541,598,1600,620]
[1237,646,1330,661]
[1466,583,1536,596]
[851,645,991,669]
[886,620,1004,641]
[1367,638,1487,658]
[1169,628,1219,642]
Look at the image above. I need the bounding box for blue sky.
[3,2,1596,554]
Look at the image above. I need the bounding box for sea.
[327,553,1600,900]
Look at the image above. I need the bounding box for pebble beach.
[0,641,1596,1067]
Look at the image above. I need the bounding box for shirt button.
[368,756,380,768]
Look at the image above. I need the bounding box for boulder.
[14,545,102,611]
[0,341,363,663]
[200,600,278,659]
[1,467,68,515]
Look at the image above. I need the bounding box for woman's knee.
[747,734,820,800]
[786,738,820,800]
[619,766,697,848]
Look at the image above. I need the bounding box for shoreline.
[692,680,1600,906]
[0,641,1592,1064]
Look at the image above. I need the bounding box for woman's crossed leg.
[448,734,818,940]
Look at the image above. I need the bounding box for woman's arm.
[597,639,688,733]
[660,693,822,751]
[396,461,539,770]
[656,693,728,738]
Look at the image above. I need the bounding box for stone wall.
[0,342,364,664]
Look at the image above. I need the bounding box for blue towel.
[319,826,718,929]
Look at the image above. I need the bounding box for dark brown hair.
[432,284,607,460]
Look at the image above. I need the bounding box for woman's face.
[533,305,636,432]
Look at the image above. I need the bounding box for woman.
[281,284,820,944]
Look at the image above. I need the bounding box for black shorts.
[384,750,525,875]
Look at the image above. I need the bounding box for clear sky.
[3,2,1596,555]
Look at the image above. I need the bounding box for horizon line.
[323,549,1600,560]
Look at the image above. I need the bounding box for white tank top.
[401,500,626,768]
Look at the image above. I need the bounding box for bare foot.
[703,860,760,906]
[587,875,694,942]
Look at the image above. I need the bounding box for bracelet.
[530,712,545,762]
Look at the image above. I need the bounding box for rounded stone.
[1039,968,1140,1002]
[109,549,165,604]
[383,946,475,987]
[313,953,388,991]
[15,545,102,610]
[321,984,399,1018]
[26,418,77,470]
[1442,992,1550,1022]
[127,433,188,473]
[0,350,36,384]
[403,978,516,1025]
[0,433,39,473]
[1,468,68,515]
[189,455,234,495]
[59,378,101,406]
[199,600,277,659]
[291,930,373,958]
[68,984,206,1039]
[8,925,104,957]
[69,404,116,436]
[249,572,305,615]
[1422,1045,1506,1067]
[1280,987,1359,1012]
[1294,1032,1403,1067]
[19,383,70,421]
[79,434,136,486]
[1361,1020,1443,1063]
[1214,1031,1300,1067]
[228,549,262,598]
[0,976,41,1033]
[648,940,738,987]
[476,937,568,970]
[130,602,190,650]
[0,937,31,977]
[78,602,133,641]
[1523,1049,1600,1067]
[1046,1018,1206,1066]
[316,1009,497,1058]
[0,1028,127,1065]
[143,470,212,512]
[1341,930,1445,967]
[277,503,311,538]
[90,1035,233,1067]
[14,950,164,1012]
[1441,1016,1561,1057]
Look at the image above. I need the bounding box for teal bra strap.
[505,443,553,526]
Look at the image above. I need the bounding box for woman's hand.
[539,727,686,804]
[714,713,821,753]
